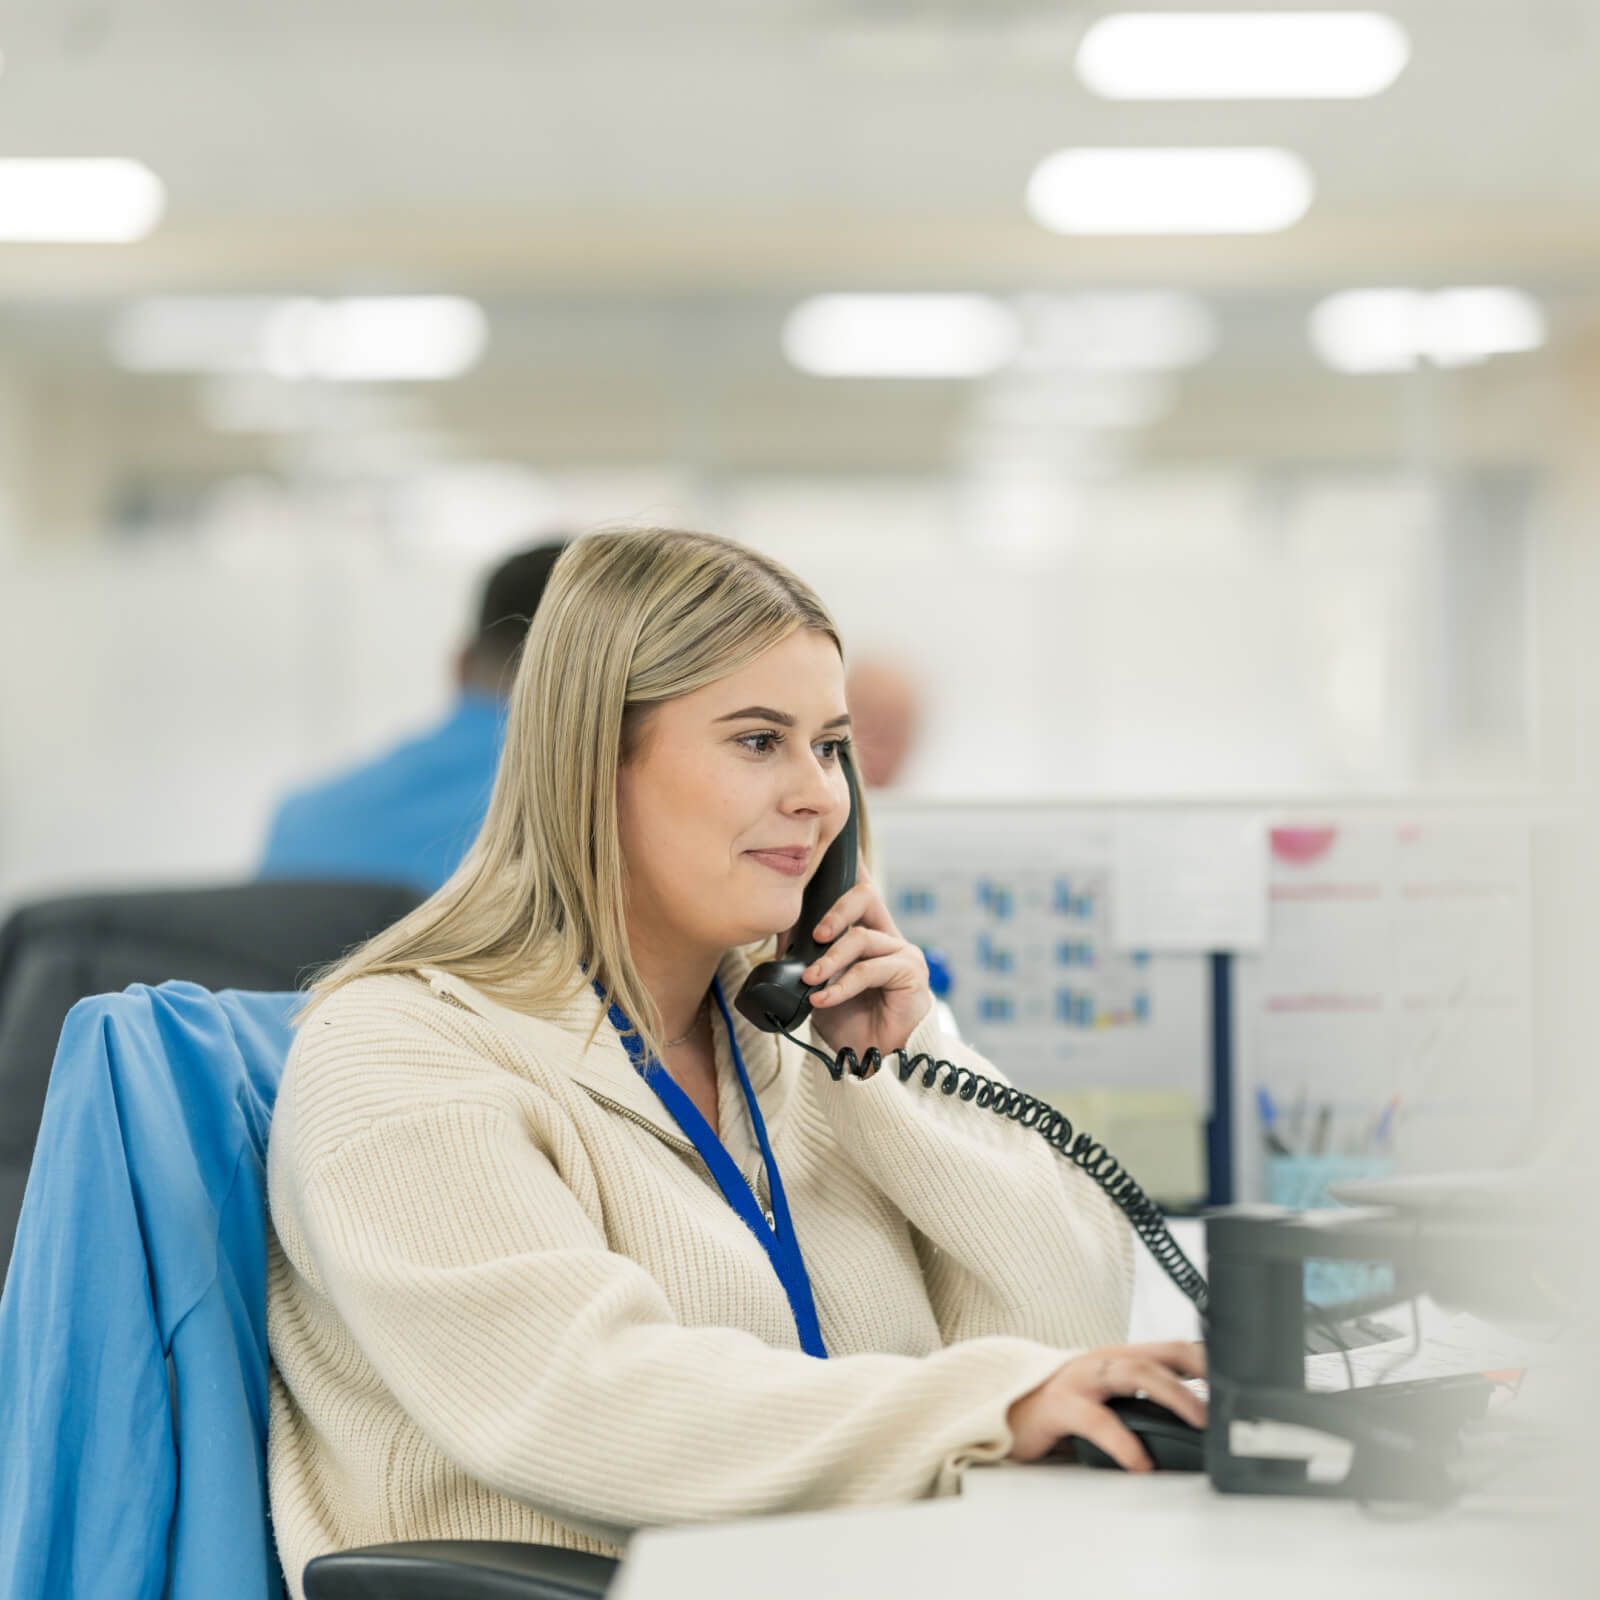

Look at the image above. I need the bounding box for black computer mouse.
[1067,1395,1207,1472]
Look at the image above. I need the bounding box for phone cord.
[777,1024,1210,1316]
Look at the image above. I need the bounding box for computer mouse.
[1067,1395,1207,1472]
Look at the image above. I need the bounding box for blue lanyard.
[594,977,828,1359]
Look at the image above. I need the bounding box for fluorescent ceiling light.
[1427,288,1547,367]
[1309,287,1546,373]
[1016,292,1218,372]
[1027,148,1313,235]
[784,294,1019,378]
[110,295,488,381]
[1309,289,1421,373]
[1077,11,1409,100]
[0,159,165,242]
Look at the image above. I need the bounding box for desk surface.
[617,1227,1585,1598]
[615,1459,1576,1600]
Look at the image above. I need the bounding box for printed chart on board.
[1233,818,1533,1184]
[870,806,1209,1100]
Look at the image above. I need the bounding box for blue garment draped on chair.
[0,982,297,1600]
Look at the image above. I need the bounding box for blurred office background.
[0,3,1595,1191]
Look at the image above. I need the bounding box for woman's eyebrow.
[715,705,852,730]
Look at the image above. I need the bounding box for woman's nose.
[784,753,841,818]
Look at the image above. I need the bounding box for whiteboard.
[871,804,1210,1100]
[1231,814,1535,1200]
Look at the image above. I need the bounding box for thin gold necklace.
[662,991,709,1049]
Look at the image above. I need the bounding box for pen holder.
[1265,1154,1395,1307]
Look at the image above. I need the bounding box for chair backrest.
[0,878,419,1278]
[0,982,298,1600]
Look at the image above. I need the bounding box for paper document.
[1304,1300,1551,1391]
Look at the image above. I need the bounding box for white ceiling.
[0,1,1593,496]
[0,1,1594,292]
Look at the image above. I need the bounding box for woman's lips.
[746,848,811,878]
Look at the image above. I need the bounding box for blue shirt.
[259,691,505,894]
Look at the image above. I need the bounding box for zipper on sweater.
[577,1086,697,1158]
[741,1170,776,1232]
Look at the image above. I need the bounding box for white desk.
[614,1458,1578,1600]
[617,1226,1587,1598]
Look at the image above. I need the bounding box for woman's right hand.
[1005,1340,1207,1472]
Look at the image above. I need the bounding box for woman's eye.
[736,731,850,761]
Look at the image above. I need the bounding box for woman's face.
[617,629,852,957]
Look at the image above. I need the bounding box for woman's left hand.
[796,871,933,1058]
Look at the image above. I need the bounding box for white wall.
[0,463,1545,916]
[0,541,470,910]
[734,466,1509,795]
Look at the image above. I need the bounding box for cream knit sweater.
[265,945,1134,1597]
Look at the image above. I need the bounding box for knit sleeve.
[290,1092,1072,1546]
[812,1006,1135,1351]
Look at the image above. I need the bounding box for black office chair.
[0,878,421,1282]
[305,1541,620,1597]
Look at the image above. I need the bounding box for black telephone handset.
[735,747,1211,1314]
[734,744,863,1036]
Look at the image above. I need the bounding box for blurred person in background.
[258,539,568,895]
[844,658,923,790]
[841,658,959,1021]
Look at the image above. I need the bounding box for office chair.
[0,980,619,1600]
[0,877,422,1281]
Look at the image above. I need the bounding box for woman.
[266,528,1205,1594]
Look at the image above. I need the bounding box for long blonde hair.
[304,526,857,1062]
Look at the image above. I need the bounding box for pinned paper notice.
[1111,812,1268,952]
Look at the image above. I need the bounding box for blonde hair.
[305,526,859,1062]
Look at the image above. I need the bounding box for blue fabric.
[595,978,827,1359]
[0,983,297,1600]
[259,690,505,894]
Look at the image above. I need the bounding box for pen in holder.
[1264,1153,1396,1307]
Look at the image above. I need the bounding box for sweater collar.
[416,945,793,1149]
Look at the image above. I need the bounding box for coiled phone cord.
[775,1022,1211,1316]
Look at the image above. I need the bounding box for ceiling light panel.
[1076,11,1410,100]
[784,294,1020,378]
[0,159,165,242]
[1308,287,1546,373]
[1027,148,1314,235]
